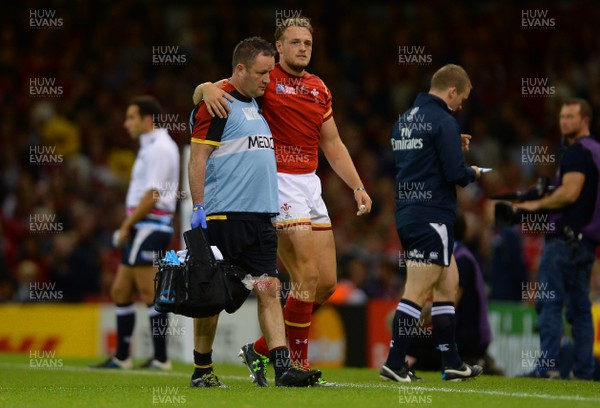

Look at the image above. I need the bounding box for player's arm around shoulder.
[192,80,233,118]
[319,117,372,215]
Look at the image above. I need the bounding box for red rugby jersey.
[262,64,333,174]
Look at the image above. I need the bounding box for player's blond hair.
[430,64,472,94]
[275,17,313,41]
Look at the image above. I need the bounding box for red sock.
[284,296,313,368]
[254,302,319,359]
[253,335,269,357]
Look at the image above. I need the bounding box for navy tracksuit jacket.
[391,93,476,229]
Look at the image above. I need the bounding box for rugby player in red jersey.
[192,17,371,386]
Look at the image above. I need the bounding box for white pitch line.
[345,384,600,403]
[1,363,599,403]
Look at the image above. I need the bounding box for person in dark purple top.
[453,214,494,369]
[514,98,600,380]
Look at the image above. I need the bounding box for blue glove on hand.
[191,204,207,229]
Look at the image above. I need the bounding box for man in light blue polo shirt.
[188,36,321,388]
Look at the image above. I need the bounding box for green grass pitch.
[1,353,599,408]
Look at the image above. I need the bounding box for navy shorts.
[398,222,454,267]
[206,213,277,277]
[121,221,173,266]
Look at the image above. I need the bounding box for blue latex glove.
[191,203,207,229]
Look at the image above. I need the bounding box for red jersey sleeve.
[321,79,333,122]
[190,102,227,146]
[190,83,235,145]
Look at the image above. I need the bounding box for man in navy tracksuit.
[380,64,483,382]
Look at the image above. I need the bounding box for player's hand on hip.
[115,223,131,247]
[191,204,207,229]
[354,188,372,216]
[461,134,472,152]
[204,82,234,119]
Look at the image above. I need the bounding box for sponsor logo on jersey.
[241,107,262,120]
[391,126,424,151]
[407,107,419,121]
[248,135,274,149]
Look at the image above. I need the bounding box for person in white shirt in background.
[92,95,180,371]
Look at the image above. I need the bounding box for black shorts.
[206,213,277,277]
[122,221,173,266]
[398,222,454,267]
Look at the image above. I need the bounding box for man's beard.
[560,130,581,147]
[284,58,308,73]
[561,130,577,140]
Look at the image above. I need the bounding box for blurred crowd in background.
[1,0,599,303]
